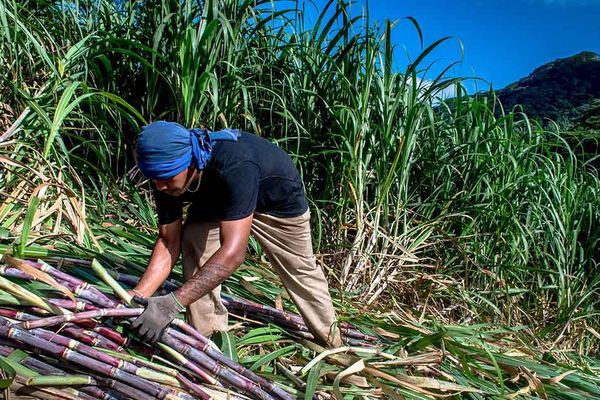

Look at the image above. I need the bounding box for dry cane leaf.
[503,385,532,399]
[5,255,77,302]
[520,367,547,400]
[540,370,576,385]
[373,327,400,340]
[240,278,264,297]
[325,371,370,388]
[274,294,283,311]
[333,359,367,399]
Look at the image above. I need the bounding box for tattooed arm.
[174,214,254,307]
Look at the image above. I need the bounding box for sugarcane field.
[1,0,599,399]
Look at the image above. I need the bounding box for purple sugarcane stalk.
[25,309,129,348]
[24,307,99,329]
[23,259,115,306]
[92,325,129,346]
[161,331,276,400]
[175,372,213,400]
[0,265,36,280]
[61,325,125,353]
[48,299,99,311]
[21,259,85,286]
[0,323,174,399]
[19,308,142,330]
[161,347,219,387]
[66,282,120,309]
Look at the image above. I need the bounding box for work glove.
[131,293,184,343]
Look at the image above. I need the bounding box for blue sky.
[303,0,600,92]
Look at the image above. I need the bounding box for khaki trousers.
[181,210,342,347]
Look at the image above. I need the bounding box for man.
[129,121,342,348]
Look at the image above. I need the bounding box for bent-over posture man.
[130,121,342,347]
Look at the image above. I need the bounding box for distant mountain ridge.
[495,51,600,130]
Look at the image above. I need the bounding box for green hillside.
[496,51,600,130]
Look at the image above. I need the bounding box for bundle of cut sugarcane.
[107,271,379,347]
[0,255,306,400]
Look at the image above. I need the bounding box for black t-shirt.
[154,132,309,224]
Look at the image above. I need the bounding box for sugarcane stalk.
[98,348,179,376]
[19,307,142,329]
[0,265,36,280]
[26,374,95,386]
[94,325,129,345]
[28,374,179,400]
[62,325,126,353]
[12,374,93,400]
[48,298,99,311]
[91,258,133,306]
[4,255,78,302]
[175,370,216,400]
[32,327,128,366]
[157,342,220,386]
[27,259,87,286]
[2,319,194,398]
[1,339,120,400]
[27,311,129,348]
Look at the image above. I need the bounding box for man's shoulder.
[210,132,275,166]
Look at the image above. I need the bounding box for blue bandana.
[136,121,241,180]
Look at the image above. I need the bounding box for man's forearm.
[174,250,240,307]
[135,238,180,297]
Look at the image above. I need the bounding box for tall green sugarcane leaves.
[43,81,94,158]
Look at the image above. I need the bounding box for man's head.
[136,121,202,196]
[152,166,199,196]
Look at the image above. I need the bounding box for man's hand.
[131,293,184,342]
